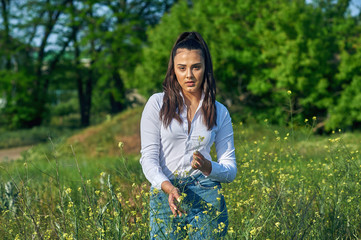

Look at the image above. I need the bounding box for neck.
[182,90,202,107]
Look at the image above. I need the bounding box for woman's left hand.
[192,151,212,176]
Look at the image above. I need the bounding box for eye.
[193,66,201,70]
[178,66,186,71]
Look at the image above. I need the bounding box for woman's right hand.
[161,181,183,217]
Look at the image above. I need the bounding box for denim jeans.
[149,174,228,240]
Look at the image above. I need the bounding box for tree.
[1,0,176,128]
[134,0,359,130]
[0,0,75,128]
[327,20,361,129]
[68,0,176,126]
[93,0,177,115]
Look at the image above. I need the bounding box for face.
[174,49,205,96]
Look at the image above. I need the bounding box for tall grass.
[225,122,361,239]
[0,140,147,239]
[0,119,361,239]
[0,127,77,149]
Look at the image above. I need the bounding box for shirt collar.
[179,91,205,109]
[179,91,205,118]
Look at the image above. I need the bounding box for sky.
[349,0,361,15]
[305,0,361,16]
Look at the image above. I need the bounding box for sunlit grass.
[1,117,361,239]
[224,121,361,239]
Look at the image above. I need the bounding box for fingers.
[193,151,204,159]
[192,151,212,176]
[192,152,204,170]
[169,199,182,217]
[169,188,178,201]
[191,158,201,169]
[191,159,199,169]
[168,188,183,217]
[193,152,205,164]
[161,182,184,217]
[169,197,178,216]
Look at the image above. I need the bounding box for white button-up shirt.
[140,92,237,189]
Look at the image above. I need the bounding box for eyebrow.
[176,63,202,66]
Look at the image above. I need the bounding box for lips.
[185,81,195,86]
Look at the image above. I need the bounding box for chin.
[185,88,197,93]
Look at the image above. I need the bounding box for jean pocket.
[197,178,220,190]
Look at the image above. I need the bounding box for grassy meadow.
[0,108,360,239]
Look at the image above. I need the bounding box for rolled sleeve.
[208,106,237,183]
[139,94,169,189]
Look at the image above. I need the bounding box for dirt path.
[0,146,32,162]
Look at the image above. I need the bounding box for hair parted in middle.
[160,31,217,130]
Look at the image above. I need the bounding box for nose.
[186,68,193,79]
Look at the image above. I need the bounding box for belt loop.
[190,175,195,181]
[190,172,201,183]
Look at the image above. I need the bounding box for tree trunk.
[82,67,93,127]
[74,41,93,127]
[109,71,125,114]
[30,0,72,127]
[1,0,12,70]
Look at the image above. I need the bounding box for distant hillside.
[67,107,143,157]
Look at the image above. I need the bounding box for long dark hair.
[160,32,217,130]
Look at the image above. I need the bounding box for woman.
[140,31,237,239]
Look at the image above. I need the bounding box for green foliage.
[0,0,176,129]
[328,34,361,129]
[134,0,361,130]
[75,0,176,119]
[133,0,194,96]
[50,94,79,117]
[0,70,43,129]
[1,0,360,130]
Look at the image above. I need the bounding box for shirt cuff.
[207,161,220,178]
[152,175,170,190]
[206,160,236,183]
